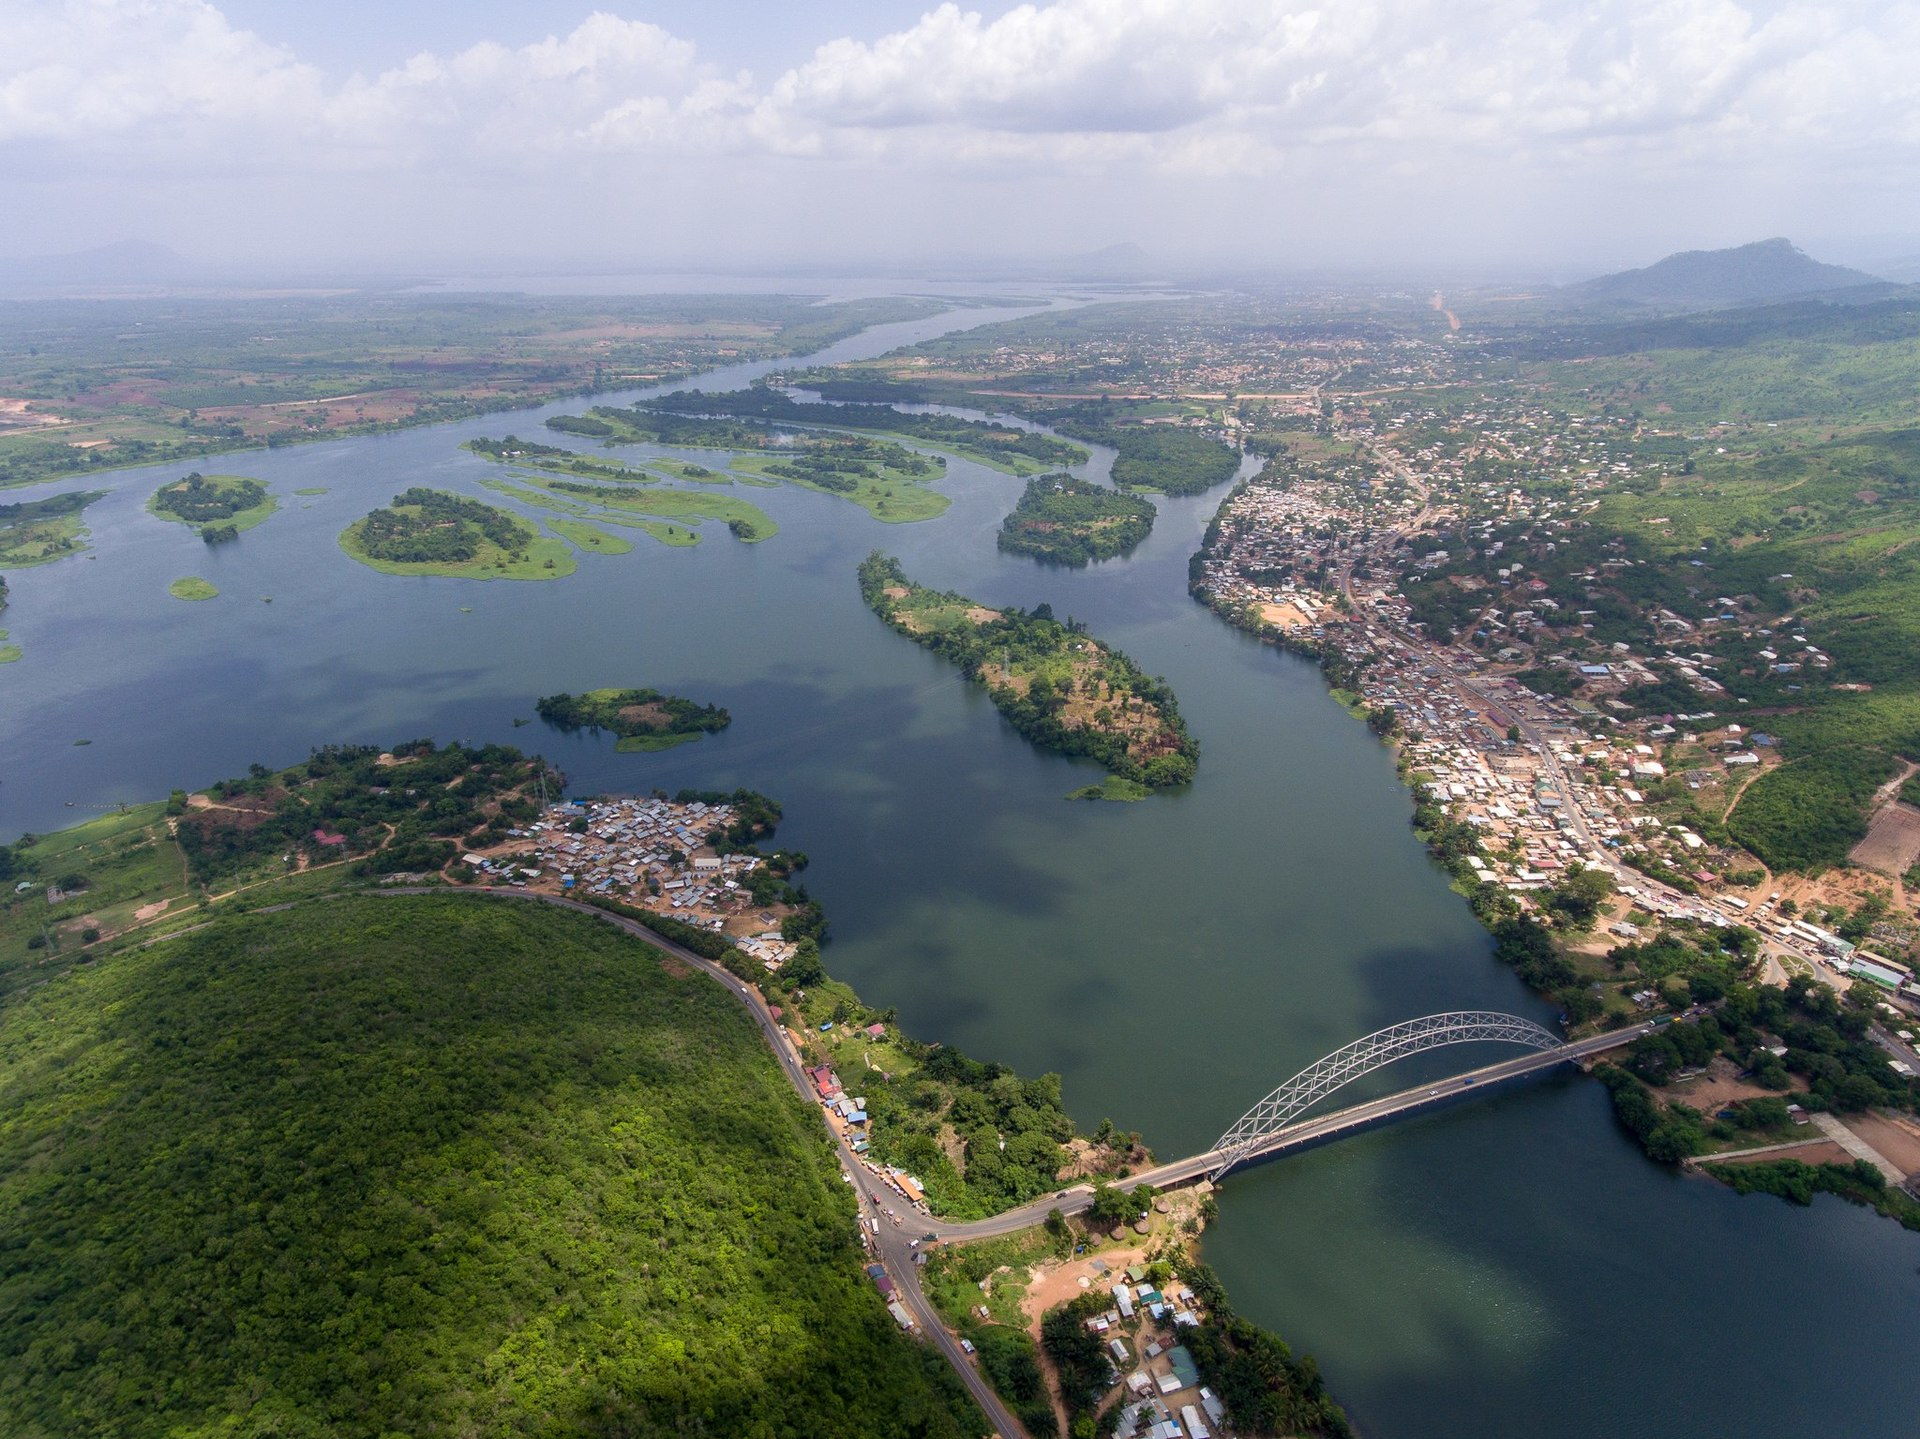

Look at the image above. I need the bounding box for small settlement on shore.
[460,794,800,971]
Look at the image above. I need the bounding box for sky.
[5,0,1920,278]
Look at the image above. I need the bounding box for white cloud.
[3,0,1919,262]
[5,0,1919,174]
[769,0,1920,170]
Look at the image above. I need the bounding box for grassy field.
[512,472,778,542]
[612,518,702,546]
[545,518,633,555]
[2,803,191,992]
[167,576,219,600]
[0,893,983,1438]
[647,456,770,486]
[732,450,950,522]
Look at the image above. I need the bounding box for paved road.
[375,887,1028,1439]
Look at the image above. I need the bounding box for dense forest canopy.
[353,487,535,564]
[536,688,732,749]
[0,895,983,1439]
[150,471,267,523]
[998,472,1156,565]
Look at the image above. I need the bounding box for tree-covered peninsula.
[998,472,1156,565]
[536,687,732,751]
[340,486,575,579]
[859,553,1198,788]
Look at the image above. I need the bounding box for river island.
[536,687,731,751]
[860,553,1199,790]
[340,486,577,579]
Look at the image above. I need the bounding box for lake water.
[4,298,1915,1439]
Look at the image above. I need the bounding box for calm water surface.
[3,299,1915,1438]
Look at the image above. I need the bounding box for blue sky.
[217,1,970,79]
[6,2,1920,275]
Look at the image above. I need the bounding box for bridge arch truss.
[1209,1011,1562,1177]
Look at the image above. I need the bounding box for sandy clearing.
[1849,794,1920,877]
[1657,1058,1802,1115]
[1712,1139,1852,1168]
[1844,1111,1920,1178]
[1259,600,1312,629]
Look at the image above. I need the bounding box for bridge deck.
[930,1020,1654,1242]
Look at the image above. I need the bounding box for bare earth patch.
[1713,1140,1852,1167]
[617,701,672,731]
[1844,1112,1920,1178]
[1259,600,1312,629]
[1656,1057,1802,1114]
[1849,798,1920,877]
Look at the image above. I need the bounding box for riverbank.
[1187,467,1920,1227]
[14,294,1920,1439]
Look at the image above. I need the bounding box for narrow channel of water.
[3,298,1915,1439]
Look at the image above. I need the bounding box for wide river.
[5,297,1916,1438]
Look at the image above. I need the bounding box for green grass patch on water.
[1066,776,1154,802]
[546,518,633,555]
[168,577,219,601]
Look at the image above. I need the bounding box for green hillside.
[0,894,980,1439]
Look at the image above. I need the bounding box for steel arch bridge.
[1208,1011,1562,1176]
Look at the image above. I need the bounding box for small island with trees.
[535,687,732,752]
[148,472,277,540]
[998,473,1156,565]
[0,489,105,567]
[340,487,575,579]
[859,553,1198,789]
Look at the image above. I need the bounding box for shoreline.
[1185,467,1920,1230]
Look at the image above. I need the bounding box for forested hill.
[1564,238,1881,310]
[0,894,982,1439]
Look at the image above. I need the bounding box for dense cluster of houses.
[1192,421,1865,959]
[471,796,800,968]
[1091,1271,1231,1439]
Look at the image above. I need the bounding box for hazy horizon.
[7,1,1920,280]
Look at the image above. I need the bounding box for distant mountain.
[0,239,191,292]
[1565,238,1881,310]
